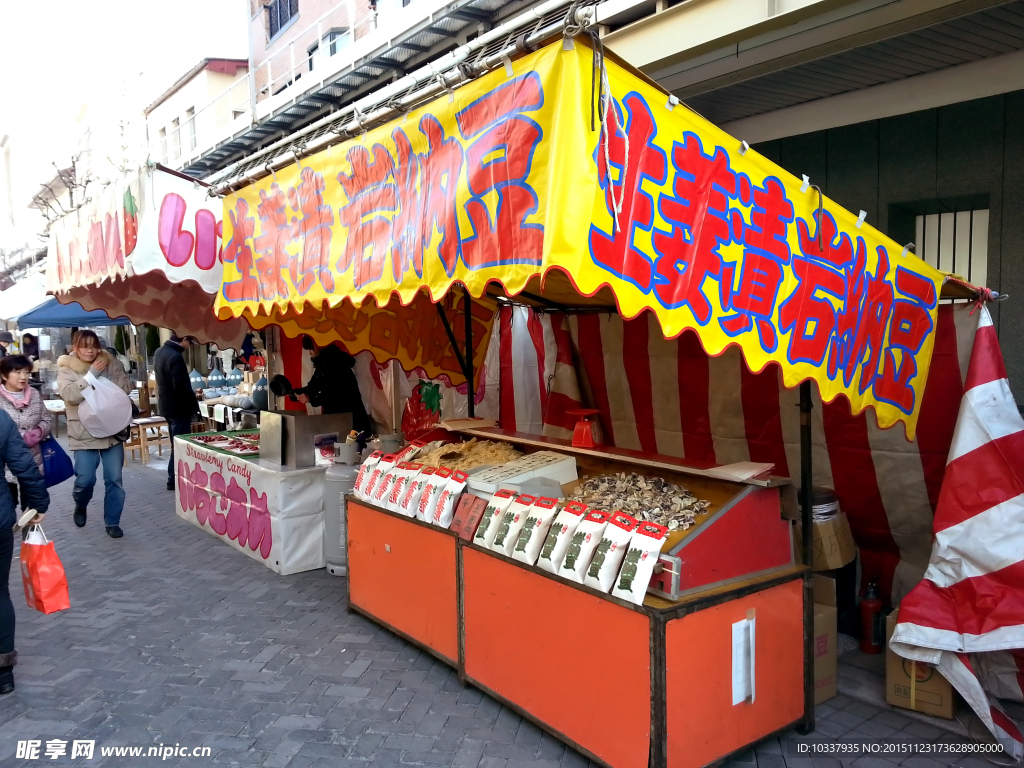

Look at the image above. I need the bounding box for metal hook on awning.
[433,70,456,103]
[265,163,279,185]
[808,184,824,253]
[351,105,367,138]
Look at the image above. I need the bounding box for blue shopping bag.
[40,437,74,487]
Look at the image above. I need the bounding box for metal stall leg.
[799,380,815,735]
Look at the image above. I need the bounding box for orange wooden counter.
[346,501,459,665]
[345,497,808,768]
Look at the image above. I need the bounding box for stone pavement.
[0,455,1002,767]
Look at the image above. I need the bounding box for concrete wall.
[753,90,1024,402]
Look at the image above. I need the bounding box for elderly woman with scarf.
[0,355,50,504]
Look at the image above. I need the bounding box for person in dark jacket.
[0,331,12,359]
[154,334,199,491]
[296,336,370,436]
[0,408,49,694]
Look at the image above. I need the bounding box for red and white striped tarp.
[495,303,997,606]
[890,307,1024,756]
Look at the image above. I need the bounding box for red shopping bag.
[20,526,71,614]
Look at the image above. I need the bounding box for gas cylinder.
[324,442,360,576]
[859,581,884,654]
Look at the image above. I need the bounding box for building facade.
[144,58,249,171]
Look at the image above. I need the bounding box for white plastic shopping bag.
[79,375,133,438]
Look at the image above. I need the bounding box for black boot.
[0,650,18,695]
[74,507,86,527]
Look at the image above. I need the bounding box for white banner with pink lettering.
[174,438,327,575]
[45,166,247,348]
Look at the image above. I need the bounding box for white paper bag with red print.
[612,521,669,604]
[432,470,469,528]
[491,494,536,557]
[370,459,403,507]
[353,451,383,499]
[386,463,421,513]
[473,489,518,549]
[585,512,639,593]
[512,497,561,566]
[537,501,588,574]
[560,510,610,584]
[399,466,435,518]
[416,467,451,522]
[360,453,396,501]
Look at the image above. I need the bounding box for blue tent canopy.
[16,298,130,328]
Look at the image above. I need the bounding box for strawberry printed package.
[386,463,422,513]
[473,489,518,548]
[353,451,384,499]
[398,466,436,518]
[611,521,669,605]
[537,501,589,574]
[559,510,611,584]
[490,495,537,557]
[416,467,452,522]
[361,453,397,501]
[431,470,469,528]
[512,497,561,566]
[584,512,639,593]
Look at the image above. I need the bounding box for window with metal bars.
[267,0,299,41]
[915,209,989,293]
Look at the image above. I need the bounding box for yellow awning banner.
[216,40,943,437]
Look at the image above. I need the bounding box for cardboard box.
[886,610,955,719]
[813,575,838,705]
[810,512,856,571]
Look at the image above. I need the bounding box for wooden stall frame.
[344,493,811,768]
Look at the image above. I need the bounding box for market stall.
[173,430,328,575]
[209,30,988,768]
[45,165,247,349]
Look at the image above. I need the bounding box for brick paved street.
[0,455,1004,767]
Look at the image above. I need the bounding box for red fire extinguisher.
[860,581,884,654]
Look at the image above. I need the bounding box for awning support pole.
[799,380,816,735]
[464,292,474,418]
[435,302,471,389]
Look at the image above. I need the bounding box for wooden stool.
[144,419,170,456]
[124,423,147,465]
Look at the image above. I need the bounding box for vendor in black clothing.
[296,336,371,436]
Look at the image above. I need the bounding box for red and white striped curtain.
[496,303,1001,606]
[891,307,1024,757]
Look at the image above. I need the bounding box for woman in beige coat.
[57,330,131,538]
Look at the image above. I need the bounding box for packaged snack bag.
[537,501,588,574]
[473,489,518,548]
[361,453,397,501]
[490,495,537,557]
[559,510,611,584]
[584,512,639,593]
[416,467,452,522]
[432,470,469,528]
[452,495,489,541]
[611,522,669,605]
[386,463,421,513]
[512,497,560,566]
[370,460,403,507]
[353,451,383,499]
[398,466,436,518]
